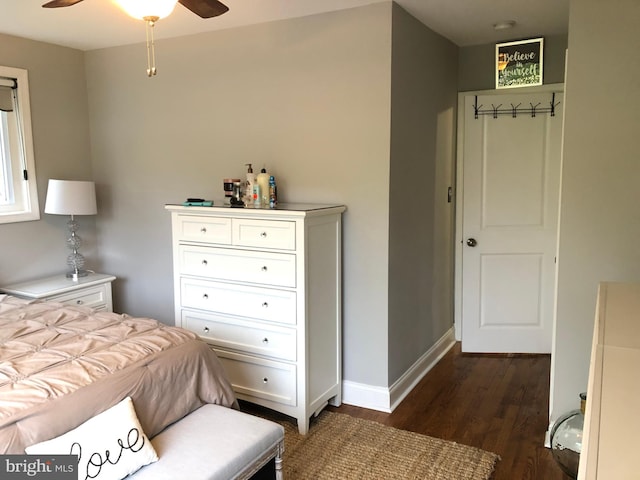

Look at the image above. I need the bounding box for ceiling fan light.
[115,0,180,20]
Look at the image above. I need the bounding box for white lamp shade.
[114,0,179,20]
[44,179,97,216]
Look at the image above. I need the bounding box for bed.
[0,294,238,455]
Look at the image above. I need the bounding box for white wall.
[387,4,457,384]
[551,0,640,419]
[0,34,95,284]
[0,2,466,404]
[85,4,394,388]
[85,2,460,395]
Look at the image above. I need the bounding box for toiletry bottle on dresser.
[269,175,277,208]
[244,164,255,204]
[252,183,261,207]
[256,167,270,206]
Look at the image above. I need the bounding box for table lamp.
[44,179,97,279]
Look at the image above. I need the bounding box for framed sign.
[496,38,543,89]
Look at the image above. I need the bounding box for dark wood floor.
[327,342,571,480]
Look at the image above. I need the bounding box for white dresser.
[166,203,345,434]
[578,282,640,480]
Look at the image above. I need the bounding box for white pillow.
[26,397,158,480]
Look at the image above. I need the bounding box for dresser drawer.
[177,215,232,245]
[215,349,297,407]
[180,279,297,325]
[182,310,296,361]
[49,285,107,309]
[179,245,296,288]
[232,219,296,250]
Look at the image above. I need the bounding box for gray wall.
[84,2,460,392]
[84,4,394,388]
[387,5,457,384]
[458,34,568,92]
[3,0,636,423]
[2,1,459,400]
[0,34,96,284]
[551,0,640,418]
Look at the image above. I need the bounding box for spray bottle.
[269,175,277,208]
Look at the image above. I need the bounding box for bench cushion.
[129,404,284,480]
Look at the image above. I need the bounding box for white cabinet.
[0,273,115,311]
[578,282,640,480]
[166,203,345,434]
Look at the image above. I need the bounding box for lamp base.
[66,269,90,281]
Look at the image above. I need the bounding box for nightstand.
[0,272,116,312]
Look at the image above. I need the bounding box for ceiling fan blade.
[178,0,229,18]
[42,0,85,7]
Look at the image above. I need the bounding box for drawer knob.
[200,227,207,234]
[202,259,208,266]
[203,327,210,333]
[261,266,268,272]
[263,377,269,384]
[262,302,269,308]
[262,337,269,344]
[260,232,267,238]
[203,293,209,300]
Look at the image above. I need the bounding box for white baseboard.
[389,327,456,411]
[342,381,392,413]
[342,327,456,413]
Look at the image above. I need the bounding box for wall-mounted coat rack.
[473,93,560,119]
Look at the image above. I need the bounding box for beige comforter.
[0,295,237,454]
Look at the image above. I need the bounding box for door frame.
[453,83,565,342]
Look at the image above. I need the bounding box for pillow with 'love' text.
[26,397,158,480]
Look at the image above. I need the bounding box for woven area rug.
[274,411,499,480]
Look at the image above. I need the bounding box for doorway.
[454,84,564,353]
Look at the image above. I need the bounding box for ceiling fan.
[42,0,229,19]
[42,0,230,76]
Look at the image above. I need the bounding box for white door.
[458,88,563,353]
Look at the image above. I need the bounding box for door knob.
[466,238,477,247]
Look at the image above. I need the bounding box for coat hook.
[549,92,561,117]
[474,96,482,119]
[472,94,560,119]
[530,102,541,117]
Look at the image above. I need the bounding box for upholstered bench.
[129,404,285,480]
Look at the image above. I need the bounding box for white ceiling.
[1,0,569,52]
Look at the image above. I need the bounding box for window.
[0,66,39,224]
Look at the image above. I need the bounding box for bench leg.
[275,441,284,480]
